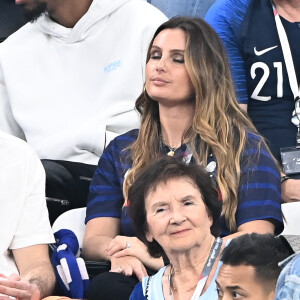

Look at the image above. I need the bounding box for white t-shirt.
[0,131,54,276]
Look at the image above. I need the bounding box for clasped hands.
[105,236,149,281]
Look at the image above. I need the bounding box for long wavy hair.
[124,17,263,232]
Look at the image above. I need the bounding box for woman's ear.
[146,231,154,242]
[208,214,213,227]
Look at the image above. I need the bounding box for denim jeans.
[147,0,216,19]
[275,253,300,300]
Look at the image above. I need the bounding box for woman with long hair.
[82,17,283,300]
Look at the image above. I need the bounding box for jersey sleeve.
[236,133,283,234]
[205,0,251,105]
[85,131,136,224]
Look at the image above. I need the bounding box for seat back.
[281,202,300,236]
[52,207,86,248]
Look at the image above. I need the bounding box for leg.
[87,272,139,300]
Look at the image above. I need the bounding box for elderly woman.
[128,157,223,299]
[83,17,283,299]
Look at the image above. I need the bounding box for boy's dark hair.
[128,156,222,258]
[221,233,293,291]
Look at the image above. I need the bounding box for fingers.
[7,274,20,281]
[133,263,148,282]
[110,265,124,274]
[110,265,133,277]
[106,236,127,256]
[110,256,148,280]
[106,236,135,256]
[0,278,32,299]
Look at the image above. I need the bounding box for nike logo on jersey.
[254,45,278,56]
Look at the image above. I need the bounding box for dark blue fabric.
[205,0,300,162]
[86,130,283,237]
[129,282,144,300]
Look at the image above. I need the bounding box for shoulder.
[0,22,38,51]
[0,132,44,195]
[107,129,139,149]
[99,129,138,166]
[276,253,300,297]
[205,0,253,31]
[0,131,38,162]
[242,131,277,166]
[245,132,270,152]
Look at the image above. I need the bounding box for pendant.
[167,150,175,156]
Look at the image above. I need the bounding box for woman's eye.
[156,207,166,214]
[173,55,184,63]
[150,51,161,60]
[184,201,194,206]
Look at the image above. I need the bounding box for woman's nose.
[155,58,166,72]
[170,208,187,224]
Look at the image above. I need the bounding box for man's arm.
[0,245,55,300]
[205,0,251,106]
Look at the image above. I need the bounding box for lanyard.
[271,2,300,132]
[168,237,223,300]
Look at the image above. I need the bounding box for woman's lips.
[170,229,191,236]
[151,77,169,86]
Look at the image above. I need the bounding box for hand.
[106,235,164,271]
[110,256,148,281]
[106,236,149,261]
[0,274,41,300]
[282,179,300,202]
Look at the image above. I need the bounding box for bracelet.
[281,175,290,184]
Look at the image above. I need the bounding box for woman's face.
[145,29,195,105]
[145,178,213,254]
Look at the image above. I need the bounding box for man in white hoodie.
[0,0,167,223]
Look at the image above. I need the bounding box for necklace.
[165,145,179,157]
[159,136,181,156]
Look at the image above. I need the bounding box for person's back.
[0,0,167,223]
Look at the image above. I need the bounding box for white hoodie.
[0,0,167,165]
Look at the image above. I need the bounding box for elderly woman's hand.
[105,236,148,261]
[110,256,148,281]
[106,235,164,271]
